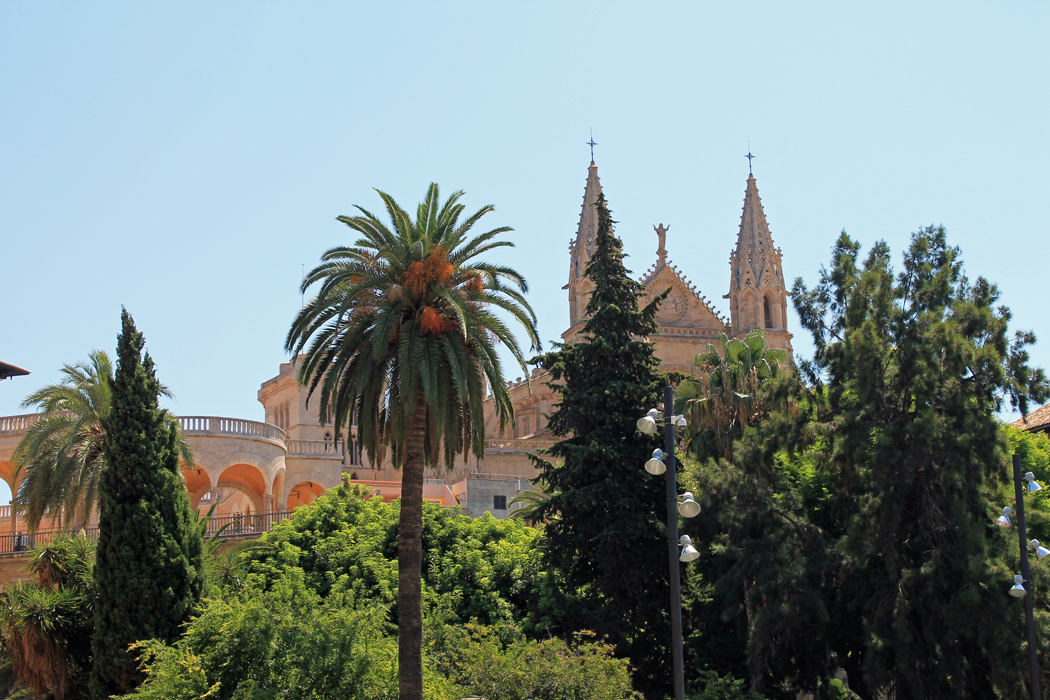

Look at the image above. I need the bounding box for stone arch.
[212,462,268,517]
[0,461,19,533]
[280,468,336,506]
[271,471,285,513]
[740,288,759,331]
[183,465,214,511]
[286,480,325,509]
[0,460,17,501]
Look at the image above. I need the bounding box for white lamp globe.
[1024,472,1043,493]
[678,492,701,518]
[637,409,660,435]
[679,535,700,563]
[996,506,1013,528]
[1010,574,1027,598]
[644,449,666,475]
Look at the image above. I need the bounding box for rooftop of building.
[1013,403,1050,434]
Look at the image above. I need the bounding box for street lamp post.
[661,386,687,700]
[1010,453,1042,700]
[638,386,694,700]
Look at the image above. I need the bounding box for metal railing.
[0,510,296,557]
[203,510,294,538]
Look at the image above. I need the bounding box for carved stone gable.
[642,265,727,332]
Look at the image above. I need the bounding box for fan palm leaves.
[13,350,193,530]
[285,183,538,700]
[678,330,788,462]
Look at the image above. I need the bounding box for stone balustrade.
[177,416,285,444]
[483,437,556,453]
[286,439,343,457]
[0,414,40,435]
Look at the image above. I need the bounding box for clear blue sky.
[2,3,1048,503]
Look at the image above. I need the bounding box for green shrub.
[121,571,397,700]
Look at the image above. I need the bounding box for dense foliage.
[123,482,636,700]
[0,534,96,700]
[90,310,203,699]
[529,191,674,696]
[285,184,538,700]
[243,481,542,629]
[792,227,1049,698]
[679,227,1049,699]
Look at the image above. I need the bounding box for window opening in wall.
[764,296,773,329]
[493,495,507,510]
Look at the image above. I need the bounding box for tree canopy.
[529,191,674,696]
[90,310,203,699]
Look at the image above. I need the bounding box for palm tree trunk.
[398,394,427,700]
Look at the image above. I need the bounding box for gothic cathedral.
[468,158,794,483]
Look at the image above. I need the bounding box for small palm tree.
[286,183,538,700]
[1,533,96,700]
[679,329,788,462]
[508,479,557,523]
[13,350,193,530]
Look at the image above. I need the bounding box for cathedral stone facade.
[474,159,794,484]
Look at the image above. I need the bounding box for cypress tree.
[531,192,673,696]
[90,310,203,699]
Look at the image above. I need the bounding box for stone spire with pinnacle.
[725,173,793,355]
[565,160,603,326]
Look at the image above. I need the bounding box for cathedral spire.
[574,160,603,261]
[726,173,793,355]
[565,160,604,327]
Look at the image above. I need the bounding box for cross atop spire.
[745,144,755,175]
[587,130,597,162]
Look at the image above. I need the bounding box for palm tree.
[0,533,96,700]
[679,329,788,462]
[13,350,193,530]
[508,478,557,523]
[286,183,538,700]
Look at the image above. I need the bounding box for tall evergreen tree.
[531,192,673,697]
[90,310,203,699]
[791,227,1050,699]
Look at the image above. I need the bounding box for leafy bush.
[244,481,542,629]
[121,571,398,700]
[432,624,637,700]
[688,671,765,699]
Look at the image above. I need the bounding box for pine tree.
[531,192,673,696]
[791,227,1050,699]
[90,310,203,699]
